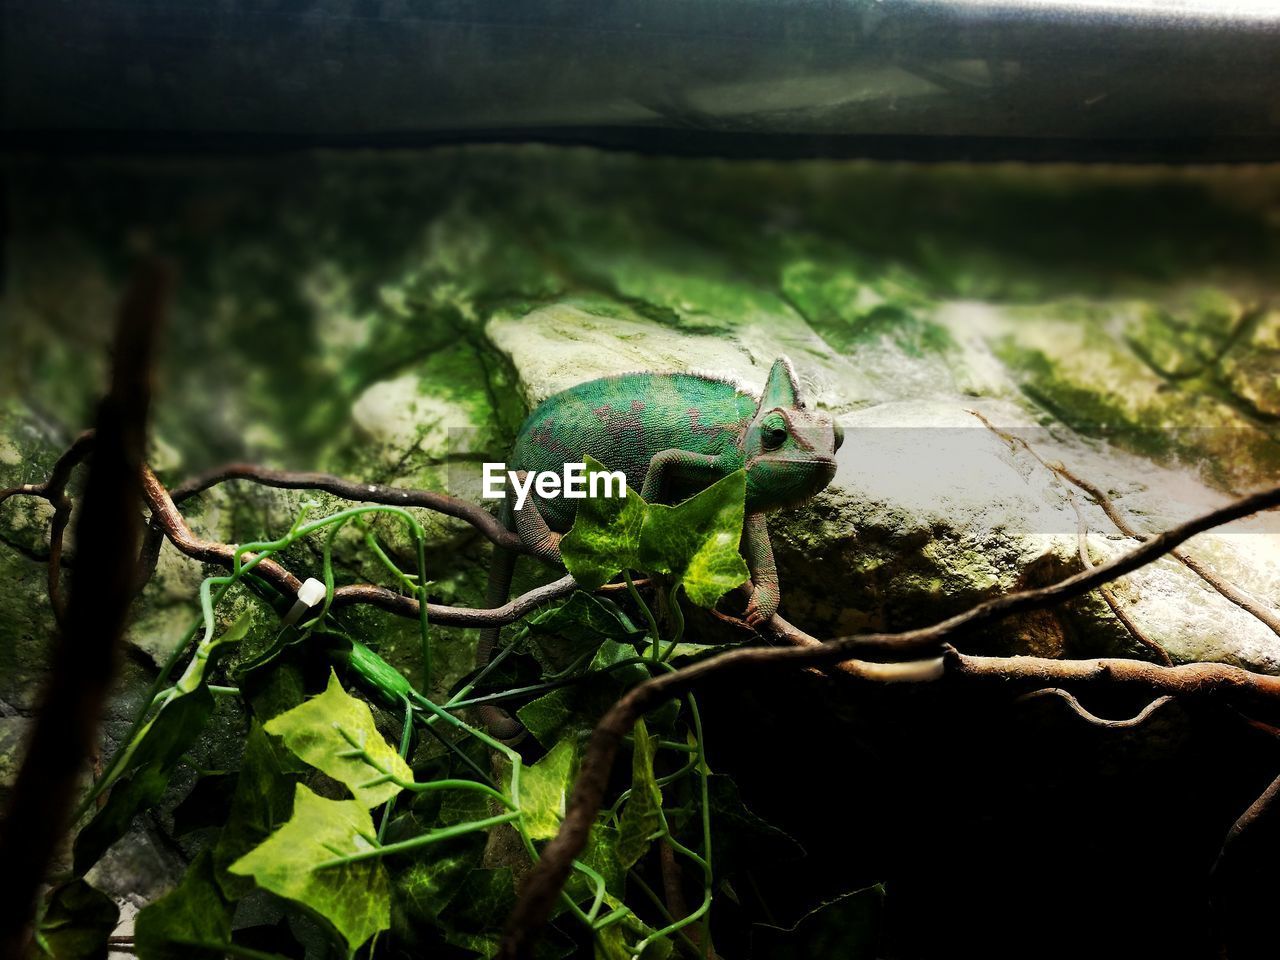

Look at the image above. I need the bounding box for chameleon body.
[477,357,843,738]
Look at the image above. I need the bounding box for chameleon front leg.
[741,511,780,628]
[640,449,726,503]
[511,472,563,564]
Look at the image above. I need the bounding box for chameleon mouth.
[747,455,838,471]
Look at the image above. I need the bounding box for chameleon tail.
[475,502,526,742]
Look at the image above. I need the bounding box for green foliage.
[526,592,642,671]
[637,471,750,607]
[560,456,647,590]
[616,718,663,869]
[59,494,840,960]
[229,784,392,955]
[390,842,479,941]
[561,456,750,608]
[212,721,300,899]
[507,739,577,840]
[265,670,412,807]
[31,880,118,960]
[74,612,254,873]
[135,851,235,960]
[517,640,649,748]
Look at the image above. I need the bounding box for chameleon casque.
[477,357,844,738]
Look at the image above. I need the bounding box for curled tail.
[475,502,526,742]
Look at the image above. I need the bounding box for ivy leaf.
[634,638,734,662]
[506,738,577,840]
[704,774,805,879]
[134,850,234,960]
[517,641,648,749]
[437,867,515,956]
[32,880,118,960]
[751,885,884,960]
[433,868,578,959]
[265,670,412,808]
[74,612,254,873]
[526,592,642,672]
[639,470,749,607]
[615,718,663,870]
[391,843,480,944]
[594,920,673,960]
[228,784,391,955]
[212,721,300,900]
[559,455,647,590]
[564,824,625,908]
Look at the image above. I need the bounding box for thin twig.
[168,462,523,551]
[1053,462,1280,638]
[1067,487,1171,665]
[970,410,1280,638]
[140,466,576,627]
[0,431,95,624]
[1014,688,1174,729]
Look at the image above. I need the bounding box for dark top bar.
[4,0,1279,159]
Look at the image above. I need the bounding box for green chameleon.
[477,357,844,738]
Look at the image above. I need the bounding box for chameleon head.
[742,357,843,510]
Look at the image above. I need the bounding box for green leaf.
[212,722,300,899]
[437,868,515,955]
[31,880,118,960]
[134,850,234,960]
[74,612,254,873]
[594,920,673,960]
[615,718,663,869]
[526,592,642,671]
[507,739,577,840]
[559,455,647,590]
[638,470,749,607]
[391,843,480,940]
[704,774,804,879]
[564,824,625,908]
[228,784,391,955]
[265,669,413,807]
[751,885,884,960]
[635,638,735,662]
[517,641,648,749]
[436,868,576,958]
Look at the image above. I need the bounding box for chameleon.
[476,356,844,739]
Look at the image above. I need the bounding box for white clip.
[283,577,327,626]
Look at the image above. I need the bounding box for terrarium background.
[3,148,1280,958]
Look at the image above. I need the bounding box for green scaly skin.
[477,357,843,739]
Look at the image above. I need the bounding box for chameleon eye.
[761,414,788,450]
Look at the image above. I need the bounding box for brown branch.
[837,481,1280,661]
[498,479,1280,959]
[0,262,168,957]
[331,576,578,626]
[969,410,1280,639]
[133,456,530,595]
[1213,771,1280,876]
[0,431,95,624]
[167,462,523,552]
[141,464,302,594]
[1053,462,1280,639]
[1014,688,1174,728]
[141,465,580,628]
[1068,487,1171,665]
